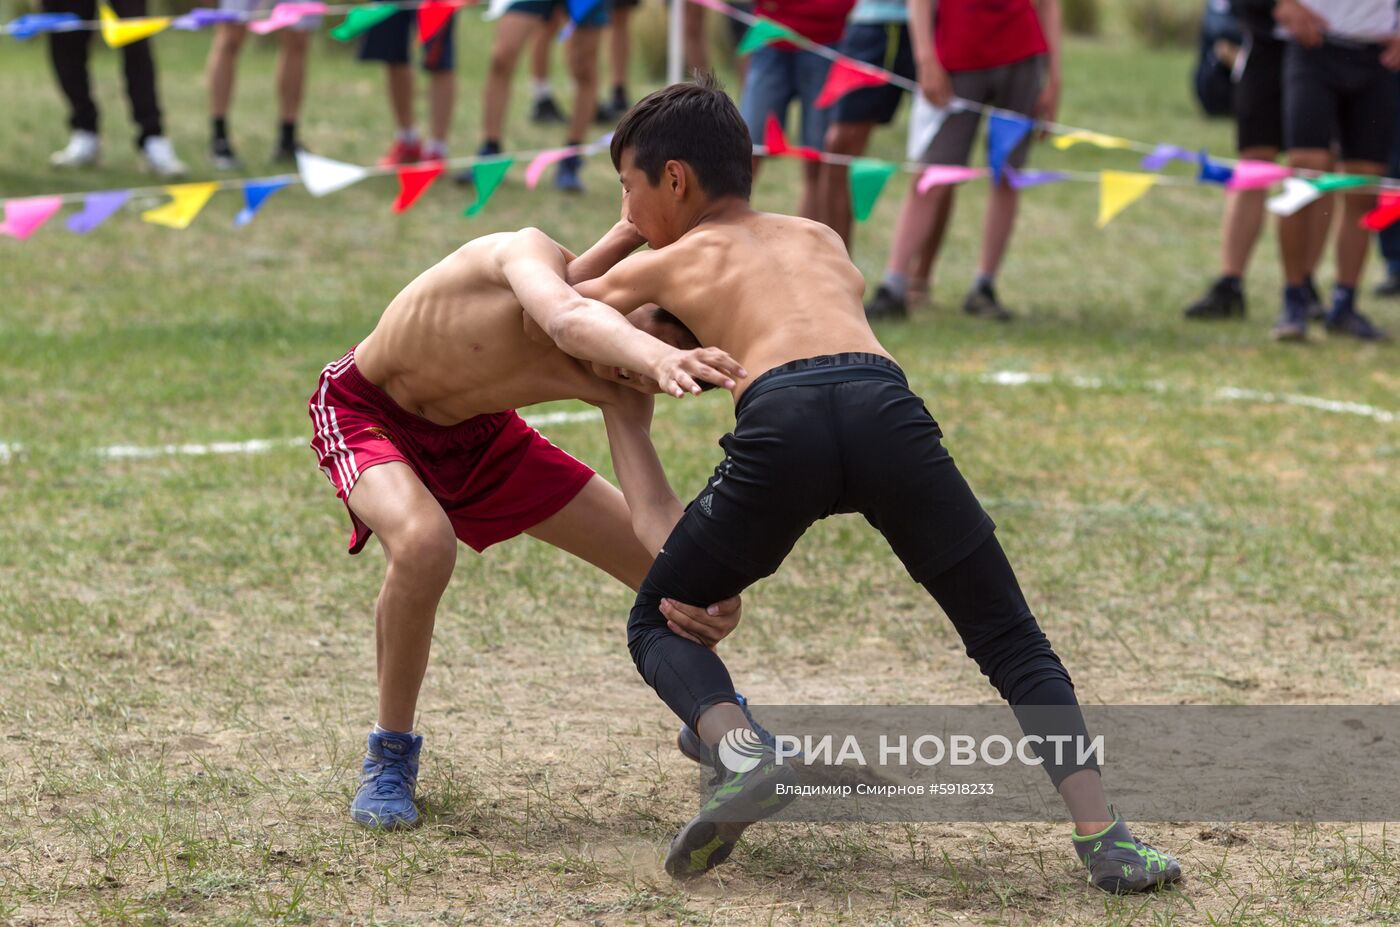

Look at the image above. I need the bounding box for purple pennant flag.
[66,190,130,234]
[172,7,245,29]
[1006,167,1069,190]
[1140,143,1193,171]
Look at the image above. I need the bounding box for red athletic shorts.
[308,349,596,554]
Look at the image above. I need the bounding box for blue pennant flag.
[8,12,79,39]
[1197,150,1234,185]
[987,113,1035,184]
[235,179,290,227]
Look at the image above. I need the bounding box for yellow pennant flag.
[1051,129,1133,152]
[99,2,171,47]
[1097,171,1159,228]
[142,182,219,230]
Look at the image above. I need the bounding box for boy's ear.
[665,159,686,198]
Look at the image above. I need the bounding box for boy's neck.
[681,196,753,234]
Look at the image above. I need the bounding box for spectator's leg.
[682,2,707,74]
[428,71,456,150]
[1333,161,1383,289]
[277,31,311,124]
[977,178,1019,278]
[795,49,831,221]
[608,3,632,103]
[1220,145,1278,277]
[1279,150,1331,285]
[528,8,562,108]
[907,194,954,306]
[44,0,99,135]
[565,25,602,143]
[483,13,539,146]
[1381,72,1400,286]
[207,23,246,126]
[819,121,874,246]
[110,0,163,146]
[386,64,415,133]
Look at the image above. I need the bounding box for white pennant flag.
[297,151,370,198]
[1267,177,1323,216]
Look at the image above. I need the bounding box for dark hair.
[651,307,718,391]
[610,72,753,200]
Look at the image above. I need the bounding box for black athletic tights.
[43,0,163,145]
[628,531,1097,788]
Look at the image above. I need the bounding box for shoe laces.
[361,750,417,799]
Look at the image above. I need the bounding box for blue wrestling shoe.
[350,730,422,830]
[677,693,778,765]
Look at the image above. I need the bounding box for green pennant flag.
[1310,173,1374,193]
[849,157,899,223]
[331,2,396,41]
[736,18,800,55]
[464,156,515,218]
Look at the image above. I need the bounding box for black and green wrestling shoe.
[1072,811,1182,894]
[664,733,800,881]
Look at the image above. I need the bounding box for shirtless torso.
[355,233,624,426]
[576,207,892,401]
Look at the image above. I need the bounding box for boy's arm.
[564,221,648,286]
[908,0,952,106]
[1035,0,1061,129]
[499,229,743,397]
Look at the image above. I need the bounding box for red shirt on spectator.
[753,0,858,46]
[934,0,1048,72]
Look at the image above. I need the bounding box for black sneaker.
[864,285,909,321]
[963,281,1014,321]
[530,96,566,125]
[454,141,502,186]
[210,136,241,171]
[1324,307,1391,341]
[1184,277,1245,320]
[1374,274,1400,298]
[271,141,302,166]
[664,737,799,881]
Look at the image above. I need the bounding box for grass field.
[3,9,1400,925]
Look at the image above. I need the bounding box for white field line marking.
[2,375,1396,465]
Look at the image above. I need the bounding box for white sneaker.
[140,135,187,178]
[50,130,101,168]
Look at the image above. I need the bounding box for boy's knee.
[626,594,668,675]
[390,514,457,582]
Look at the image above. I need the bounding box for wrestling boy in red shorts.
[308,222,747,828]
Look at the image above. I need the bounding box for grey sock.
[881,271,909,299]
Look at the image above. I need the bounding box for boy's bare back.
[580,208,890,398]
[355,233,621,425]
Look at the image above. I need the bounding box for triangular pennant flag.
[393,163,444,213]
[736,18,799,55]
[1310,172,1374,193]
[1197,150,1234,185]
[566,0,603,22]
[1267,177,1324,216]
[9,12,80,40]
[1006,167,1069,189]
[172,7,243,29]
[67,190,130,234]
[849,158,899,223]
[1051,129,1133,151]
[525,147,575,189]
[98,2,171,47]
[906,94,952,160]
[986,113,1033,183]
[687,0,732,10]
[416,0,457,43]
[331,2,396,40]
[483,0,513,20]
[235,179,290,226]
[142,182,219,229]
[1,196,64,240]
[1140,143,1193,171]
[815,59,890,109]
[917,165,986,193]
[249,1,325,34]
[762,113,789,156]
[464,156,514,217]
[297,151,369,197]
[1226,159,1291,191]
[1096,171,1158,227]
[1362,192,1400,231]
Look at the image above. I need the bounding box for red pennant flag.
[1362,191,1400,231]
[393,162,444,213]
[762,114,789,156]
[417,0,458,43]
[815,59,890,109]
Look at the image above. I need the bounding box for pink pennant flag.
[249,1,326,34]
[917,165,986,193]
[1226,159,1291,191]
[525,146,576,189]
[815,59,890,109]
[686,0,733,11]
[1,196,64,241]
